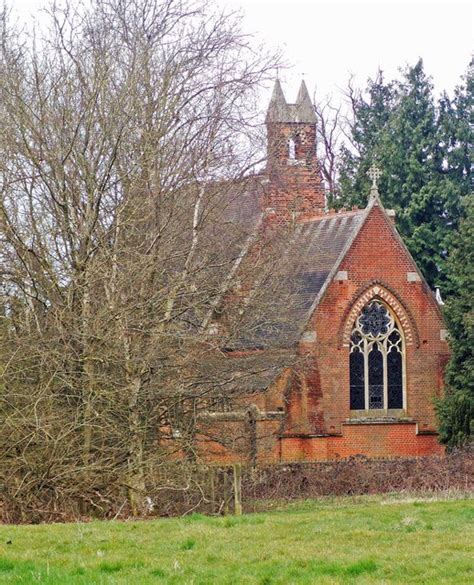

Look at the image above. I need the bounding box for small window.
[288,137,296,160]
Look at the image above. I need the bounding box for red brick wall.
[265,122,325,220]
[193,420,444,464]
[280,423,444,462]
[303,203,448,439]
[191,203,448,464]
[194,418,282,465]
[284,365,325,436]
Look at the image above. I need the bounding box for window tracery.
[350,300,404,411]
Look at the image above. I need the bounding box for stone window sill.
[346,410,412,424]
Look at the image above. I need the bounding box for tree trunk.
[126,375,146,516]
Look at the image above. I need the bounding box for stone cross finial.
[367,164,382,189]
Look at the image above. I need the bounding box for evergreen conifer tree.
[338,59,470,289]
[338,60,473,446]
[437,196,474,448]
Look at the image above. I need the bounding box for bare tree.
[313,91,344,201]
[0,0,292,517]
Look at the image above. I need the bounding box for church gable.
[313,198,444,352]
[311,197,446,366]
[340,202,421,282]
[193,83,448,464]
[333,200,443,330]
[304,198,448,436]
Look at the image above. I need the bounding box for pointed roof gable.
[299,196,444,334]
[295,80,317,123]
[226,182,442,351]
[265,79,291,123]
[266,79,316,124]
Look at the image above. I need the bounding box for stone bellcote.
[264,80,325,221]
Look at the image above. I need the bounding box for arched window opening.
[349,300,405,411]
[288,137,296,160]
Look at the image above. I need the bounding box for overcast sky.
[220,0,472,102]
[12,0,473,106]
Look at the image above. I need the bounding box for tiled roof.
[228,210,366,350]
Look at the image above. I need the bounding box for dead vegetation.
[1,450,471,523]
[0,0,293,519]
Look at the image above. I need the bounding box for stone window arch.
[349,299,405,411]
[340,283,418,348]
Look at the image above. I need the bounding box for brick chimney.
[264,80,325,221]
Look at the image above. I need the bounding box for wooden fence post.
[209,467,216,514]
[233,463,242,516]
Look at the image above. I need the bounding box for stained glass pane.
[368,345,384,409]
[350,351,365,409]
[359,302,391,337]
[387,349,403,408]
[351,331,362,345]
[350,299,405,412]
[388,330,400,344]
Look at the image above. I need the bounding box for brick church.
[192,80,449,463]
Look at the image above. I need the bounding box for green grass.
[0,494,472,584]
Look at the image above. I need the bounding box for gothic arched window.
[349,300,404,411]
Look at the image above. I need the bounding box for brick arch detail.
[339,282,420,348]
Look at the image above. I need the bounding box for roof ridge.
[298,209,365,223]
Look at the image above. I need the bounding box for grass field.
[0,494,472,584]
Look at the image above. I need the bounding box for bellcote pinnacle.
[265,79,291,123]
[265,79,316,124]
[295,80,317,123]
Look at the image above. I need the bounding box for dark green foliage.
[437,392,473,449]
[338,59,473,446]
[338,70,396,208]
[338,59,471,289]
[437,197,474,448]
